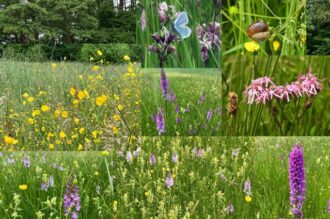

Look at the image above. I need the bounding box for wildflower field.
[0,59,140,151]
[222,0,306,56]
[0,137,329,218]
[222,55,330,136]
[137,0,221,68]
[141,68,222,136]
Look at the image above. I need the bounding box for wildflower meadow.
[0,137,329,218]
[222,55,330,136]
[0,57,140,151]
[222,0,306,56]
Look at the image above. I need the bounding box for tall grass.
[222,55,330,136]
[136,0,221,68]
[222,0,306,56]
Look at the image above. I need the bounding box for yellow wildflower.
[79,128,85,134]
[229,6,238,15]
[112,114,120,121]
[74,117,79,124]
[112,126,118,135]
[245,195,252,202]
[244,41,260,52]
[78,91,86,100]
[22,93,29,98]
[97,50,103,56]
[4,135,19,145]
[59,131,66,139]
[27,118,35,125]
[41,105,51,112]
[70,87,76,96]
[61,111,69,118]
[49,144,55,150]
[113,95,120,101]
[19,184,28,190]
[51,63,57,69]
[95,95,107,106]
[72,99,79,105]
[27,97,34,103]
[117,104,124,111]
[273,40,281,52]
[77,144,83,151]
[123,55,131,61]
[101,151,110,157]
[92,65,100,71]
[32,109,41,117]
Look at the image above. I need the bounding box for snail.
[247,20,270,42]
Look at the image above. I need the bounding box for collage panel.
[222,0,306,56]
[222,55,330,136]
[0,60,140,151]
[306,0,330,55]
[136,0,221,68]
[141,68,222,136]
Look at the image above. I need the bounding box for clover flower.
[63,177,81,219]
[289,144,306,219]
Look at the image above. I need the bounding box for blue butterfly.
[172,12,191,39]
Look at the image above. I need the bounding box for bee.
[247,20,270,42]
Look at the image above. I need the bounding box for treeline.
[0,0,139,62]
[0,0,136,44]
[307,0,330,55]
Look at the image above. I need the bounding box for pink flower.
[298,72,322,96]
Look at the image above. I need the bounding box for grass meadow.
[222,55,330,136]
[0,59,140,151]
[0,137,329,218]
[141,68,222,136]
[222,0,306,56]
[136,0,221,68]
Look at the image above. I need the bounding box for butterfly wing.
[174,11,189,26]
[173,12,191,39]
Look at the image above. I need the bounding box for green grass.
[136,0,221,68]
[222,0,306,56]
[141,68,222,136]
[222,55,330,136]
[0,60,140,151]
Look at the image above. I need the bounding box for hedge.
[0,43,141,63]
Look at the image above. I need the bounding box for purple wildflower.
[232,149,239,158]
[23,157,30,168]
[126,151,133,162]
[149,154,157,165]
[244,179,252,196]
[133,147,141,157]
[197,149,203,158]
[165,175,174,188]
[198,94,206,104]
[175,117,182,124]
[41,182,48,191]
[63,177,81,219]
[227,203,234,214]
[206,109,213,121]
[327,199,330,213]
[158,2,169,23]
[171,153,178,163]
[196,22,221,61]
[141,9,146,31]
[48,175,55,187]
[289,144,306,219]
[160,70,169,99]
[175,105,180,113]
[155,108,165,135]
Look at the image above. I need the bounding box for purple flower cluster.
[63,177,81,219]
[196,22,221,61]
[289,144,306,219]
[244,72,322,104]
[165,175,174,188]
[155,108,165,135]
[244,179,252,196]
[160,69,169,98]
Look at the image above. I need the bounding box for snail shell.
[247,20,270,41]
